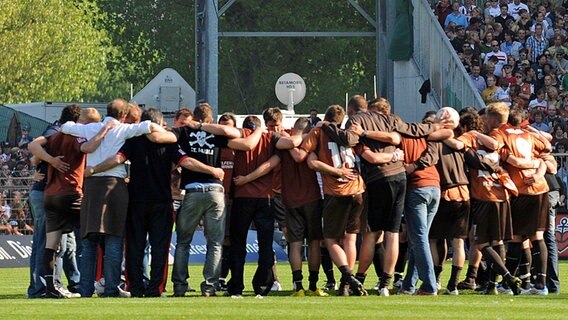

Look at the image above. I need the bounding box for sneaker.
[378,287,390,296]
[230,294,243,299]
[397,288,415,295]
[94,278,105,297]
[436,280,441,291]
[457,280,477,290]
[45,286,81,299]
[118,288,131,298]
[496,285,513,296]
[416,289,437,296]
[217,279,228,292]
[306,288,329,297]
[322,282,337,291]
[346,276,368,296]
[172,292,185,297]
[444,289,459,295]
[187,285,196,293]
[520,286,534,295]
[255,294,264,299]
[271,281,283,291]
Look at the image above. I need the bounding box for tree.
[95,0,376,114]
[0,0,114,103]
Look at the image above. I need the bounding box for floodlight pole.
[195,0,219,116]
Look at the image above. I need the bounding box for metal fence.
[0,175,35,235]
[412,0,486,111]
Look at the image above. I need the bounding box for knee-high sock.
[531,239,548,289]
[372,242,385,278]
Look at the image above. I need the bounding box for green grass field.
[2,262,568,319]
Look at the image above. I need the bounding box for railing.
[411,0,486,110]
[1,175,35,235]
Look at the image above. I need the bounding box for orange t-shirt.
[300,127,365,197]
[491,124,549,195]
[458,131,509,202]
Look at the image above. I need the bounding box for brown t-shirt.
[300,127,365,197]
[458,131,508,202]
[279,149,321,208]
[44,132,86,196]
[233,130,280,199]
[491,124,549,195]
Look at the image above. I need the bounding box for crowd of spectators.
[0,125,36,235]
[436,0,568,205]
[438,1,568,148]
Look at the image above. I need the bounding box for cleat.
[444,289,459,295]
[186,285,196,293]
[520,287,534,295]
[378,287,390,296]
[457,280,477,290]
[255,294,264,299]
[507,277,522,296]
[322,282,337,291]
[118,288,131,298]
[481,287,498,295]
[230,294,243,299]
[172,292,185,297]
[533,287,549,296]
[291,289,305,297]
[393,279,403,290]
[373,281,381,291]
[336,282,350,296]
[306,288,329,297]
[497,285,513,295]
[346,276,368,296]
[436,281,441,291]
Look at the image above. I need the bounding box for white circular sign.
[275,73,306,107]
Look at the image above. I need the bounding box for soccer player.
[296,105,368,296]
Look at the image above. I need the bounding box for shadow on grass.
[0,294,27,300]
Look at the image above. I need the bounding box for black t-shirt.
[172,127,229,186]
[32,124,60,192]
[119,135,177,203]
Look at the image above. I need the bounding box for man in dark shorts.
[296,105,367,296]
[492,108,551,295]
[28,107,109,298]
[458,102,522,295]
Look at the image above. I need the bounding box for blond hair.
[486,102,510,125]
[78,108,102,124]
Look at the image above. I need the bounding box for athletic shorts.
[285,200,323,242]
[359,192,371,232]
[510,193,549,236]
[322,194,363,239]
[366,173,406,233]
[429,199,470,239]
[271,195,286,229]
[470,199,512,245]
[45,193,82,233]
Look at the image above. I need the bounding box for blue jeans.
[27,190,46,298]
[402,186,440,294]
[172,189,225,294]
[545,191,560,293]
[54,231,81,292]
[80,234,124,297]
